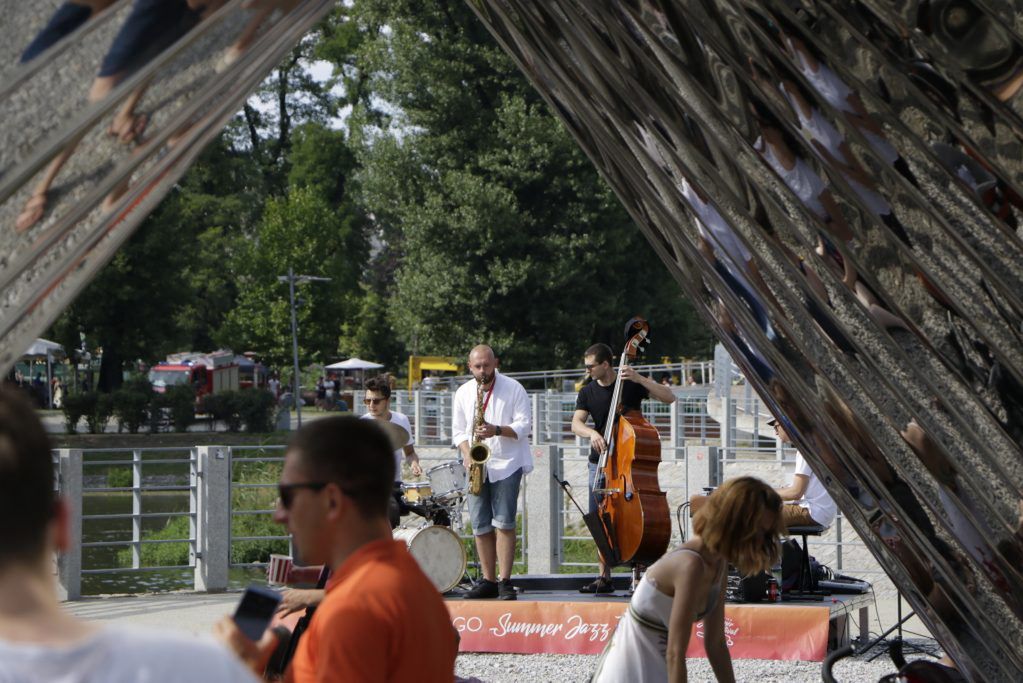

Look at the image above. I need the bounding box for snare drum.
[393,524,467,593]
[402,481,433,505]
[426,461,467,502]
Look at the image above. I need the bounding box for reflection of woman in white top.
[783,32,900,166]
[779,78,892,219]
[592,477,785,683]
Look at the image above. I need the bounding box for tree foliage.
[344,0,709,367]
[47,3,711,385]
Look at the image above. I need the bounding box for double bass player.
[572,342,675,593]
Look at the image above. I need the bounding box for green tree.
[220,187,366,368]
[343,0,709,368]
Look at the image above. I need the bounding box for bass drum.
[393,524,466,593]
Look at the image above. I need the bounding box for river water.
[81,492,269,595]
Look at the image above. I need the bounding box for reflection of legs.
[16,72,146,233]
[19,2,114,64]
[105,79,150,144]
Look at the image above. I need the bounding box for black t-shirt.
[576,379,649,463]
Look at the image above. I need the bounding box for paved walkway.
[65,591,241,636]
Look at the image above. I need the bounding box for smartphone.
[233,584,282,641]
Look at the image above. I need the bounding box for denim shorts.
[468,468,523,535]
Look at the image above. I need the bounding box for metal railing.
[55,375,889,597]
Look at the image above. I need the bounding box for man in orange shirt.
[217,416,458,681]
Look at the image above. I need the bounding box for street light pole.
[287,267,302,428]
[278,271,332,429]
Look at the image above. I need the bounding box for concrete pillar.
[526,445,562,575]
[685,445,718,538]
[194,446,230,592]
[531,394,540,444]
[131,449,142,568]
[669,395,681,456]
[413,391,422,444]
[57,449,82,601]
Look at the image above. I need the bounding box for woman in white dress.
[592,477,785,682]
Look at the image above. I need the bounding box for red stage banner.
[446,601,830,660]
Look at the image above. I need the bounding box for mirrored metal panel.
[0,0,335,368]
[469,0,1023,678]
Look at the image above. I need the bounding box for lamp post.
[278,269,331,428]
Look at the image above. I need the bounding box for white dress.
[592,550,723,682]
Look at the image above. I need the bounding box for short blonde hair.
[693,477,784,575]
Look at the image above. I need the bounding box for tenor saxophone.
[467,379,491,495]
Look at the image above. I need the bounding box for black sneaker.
[579,577,614,594]
[464,579,499,599]
[498,579,517,601]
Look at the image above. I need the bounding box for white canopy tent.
[324,358,384,370]
[324,358,385,392]
[20,339,64,408]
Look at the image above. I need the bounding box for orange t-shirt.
[285,539,457,683]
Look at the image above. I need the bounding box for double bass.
[590,317,671,568]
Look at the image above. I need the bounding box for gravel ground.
[454,639,944,682]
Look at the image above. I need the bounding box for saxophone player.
[452,345,532,600]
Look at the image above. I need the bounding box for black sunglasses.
[278,482,328,509]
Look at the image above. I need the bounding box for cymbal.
[371,419,409,451]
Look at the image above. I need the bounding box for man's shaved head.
[467,345,498,385]
[468,345,495,363]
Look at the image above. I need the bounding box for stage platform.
[445,574,872,661]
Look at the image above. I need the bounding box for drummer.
[360,376,423,526]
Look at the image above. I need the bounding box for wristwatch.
[495,425,503,436]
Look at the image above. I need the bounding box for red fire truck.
[148,351,239,402]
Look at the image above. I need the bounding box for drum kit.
[377,420,469,594]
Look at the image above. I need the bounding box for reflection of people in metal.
[681,178,777,342]
[16,0,207,232]
[592,477,784,683]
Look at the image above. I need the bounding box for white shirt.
[452,371,532,483]
[756,136,829,220]
[780,87,892,217]
[793,453,837,527]
[0,626,256,683]
[361,410,413,482]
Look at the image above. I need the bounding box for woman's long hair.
[693,476,785,575]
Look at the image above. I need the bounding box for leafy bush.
[164,385,196,432]
[237,389,276,433]
[61,393,90,434]
[76,392,114,434]
[147,392,168,433]
[202,392,242,432]
[112,379,152,434]
[106,467,132,488]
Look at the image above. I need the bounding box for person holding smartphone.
[216,416,458,681]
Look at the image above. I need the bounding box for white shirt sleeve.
[452,384,471,448]
[794,453,812,478]
[507,383,532,440]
